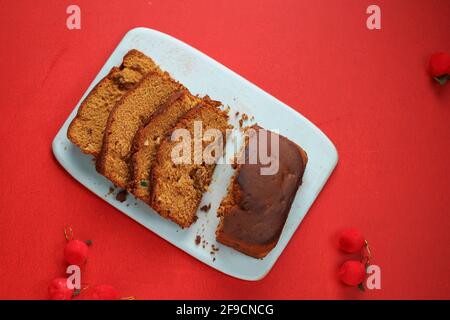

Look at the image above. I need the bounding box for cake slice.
[121,49,160,74]
[96,72,183,188]
[216,125,308,258]
[130,90,203,202]
[67,50,160,156]
[149,102,230,228]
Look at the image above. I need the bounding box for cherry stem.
[64,226,74,242]
[361,240,372,266]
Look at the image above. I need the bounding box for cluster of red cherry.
[337,228,371,290]
[48,227,126,300]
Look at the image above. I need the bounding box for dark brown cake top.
[221,126,306,246]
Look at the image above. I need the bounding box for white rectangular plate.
[52,27,338,281]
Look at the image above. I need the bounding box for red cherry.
[338,228,365,253]
[339,260,366,286]
[48,278,74,300]
[64,239,89,265]
[429,52,450,77]
[92,285,119,300]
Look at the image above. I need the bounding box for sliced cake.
[130,90,202,202]
[96,72,183,188]
[149,102,230,228]
[67,49,160,156]
[216,125,308,258]
[122,49,160,74]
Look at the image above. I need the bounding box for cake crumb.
[235,111,240,117]
[105,186,116,197]
[239,113,249,127]
[195,235,201,245]
[116,190,127,202]
[200,203,211,212]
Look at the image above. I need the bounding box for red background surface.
[0,0,449,299]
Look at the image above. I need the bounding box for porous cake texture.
[130,90,202,202]
[149,102,230,228]
[67,50,160,156]
[96,72,183,188]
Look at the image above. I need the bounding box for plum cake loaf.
[67,50,160,156]
[149,101,230,228]
[96,71,184,188]
[216,125,308,258]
